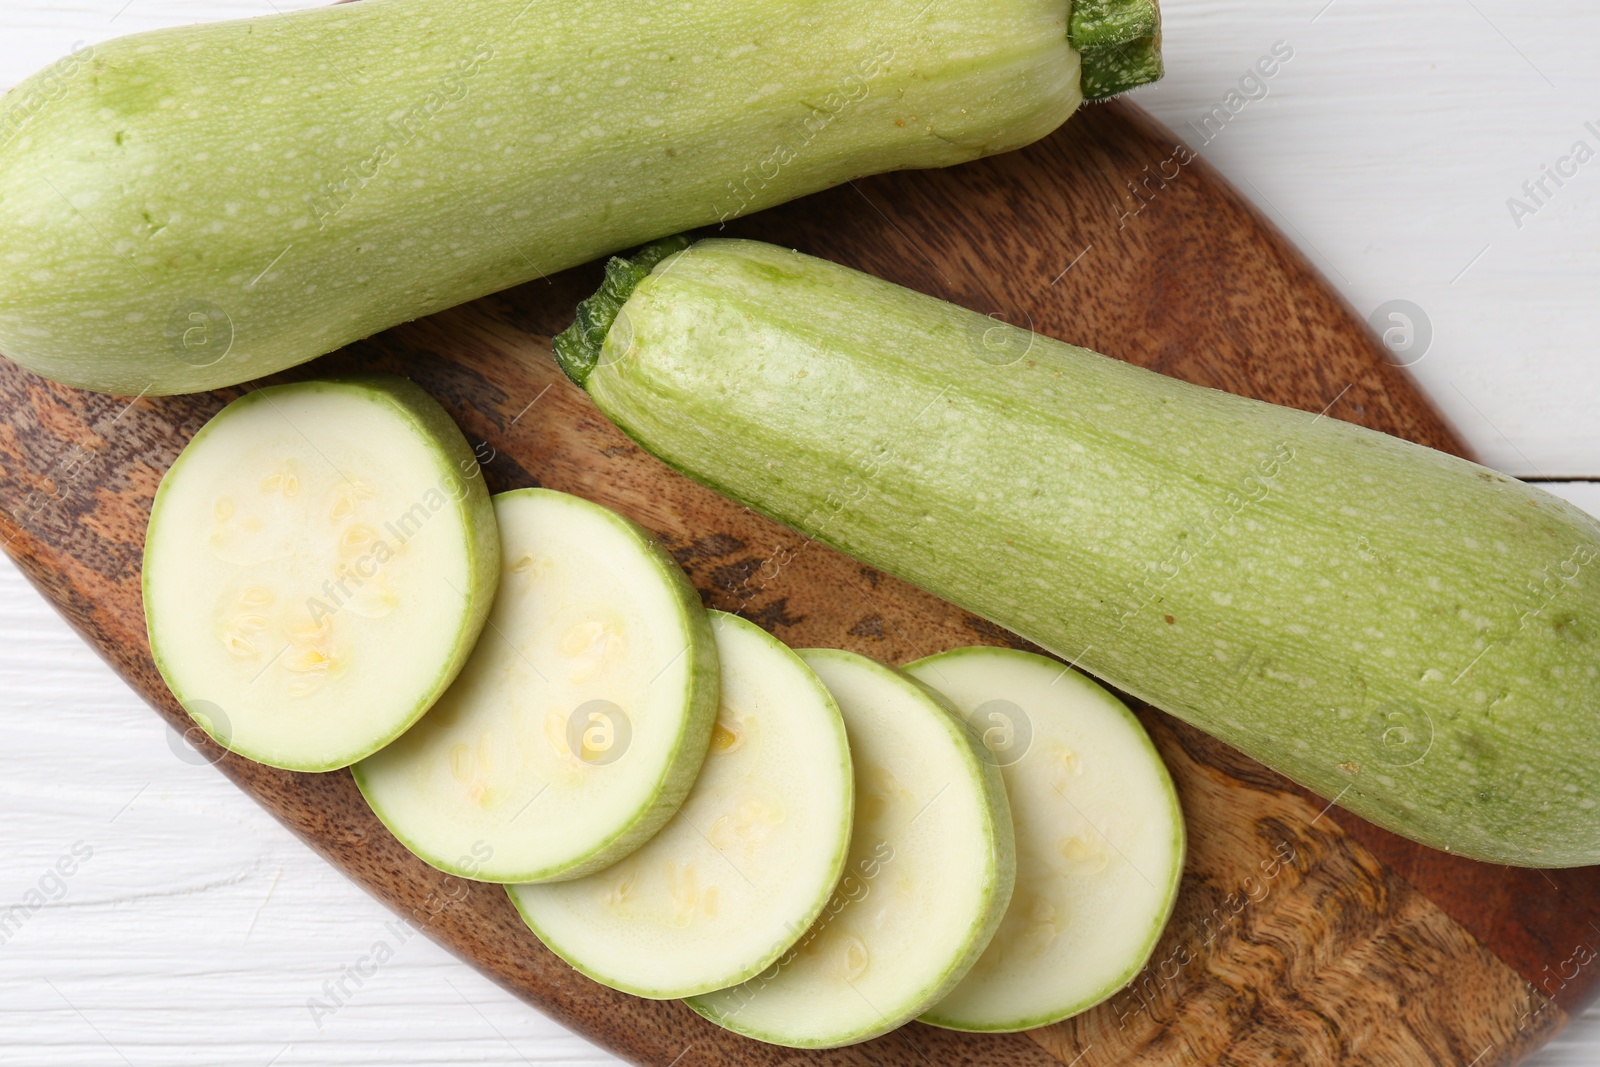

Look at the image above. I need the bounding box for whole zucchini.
[0,0,1158,396]
[556,237,1600,868]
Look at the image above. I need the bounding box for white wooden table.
[2,2,1597,1064]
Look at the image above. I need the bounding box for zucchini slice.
[142,375,498,772]
[687,649,1014,1049]
[906,647,1184,1032]
[507,612,854,998]
[353,489,718,882]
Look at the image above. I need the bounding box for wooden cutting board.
[2,98,1597,1066]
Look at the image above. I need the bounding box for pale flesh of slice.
[686,649,1014,1049]
[506,612,854,998]
[906,647,1185,1031]
[142,376,498,772]
[352,488,718,883]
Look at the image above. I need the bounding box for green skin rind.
[352,487,721,883]
[142,374,500,773]
[685,648,1017,1049]
[547,0,1165,374]
[0,0,1102,396]
[577,238,1600,868]
[906,646,1186,1033]
[506,611,857,999]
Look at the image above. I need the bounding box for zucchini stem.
[552,235,694,387]
[1080,34,1164,100]
[1070,0,1158,50]
[1071,0,1164,100]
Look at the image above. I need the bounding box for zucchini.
[0,0,1159,396]
[906,647,1184,1031]
[686,649,1014,1048]
[506,612,853,999]
[353,488,718,882]
[142,375,498,772]
[557,236,1600,868]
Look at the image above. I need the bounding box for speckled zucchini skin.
[573,237,1600,868]
[0,0,1165,395]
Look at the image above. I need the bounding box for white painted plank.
[1127,0,1600,477]
[0,554,621,1066]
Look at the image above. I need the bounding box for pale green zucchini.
[556,236,1600,868]
[0,0,1157,396]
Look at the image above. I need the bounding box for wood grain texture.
[1,99,1595,1066]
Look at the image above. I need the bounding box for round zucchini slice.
[142,375,498,772]
[352,488,718,883]
[507,611,854,998]
[906,646,1185,1032]
[687,648,1014,1048]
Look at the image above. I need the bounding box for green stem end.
[552,235,694,388]
[1071,0,1164,100]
